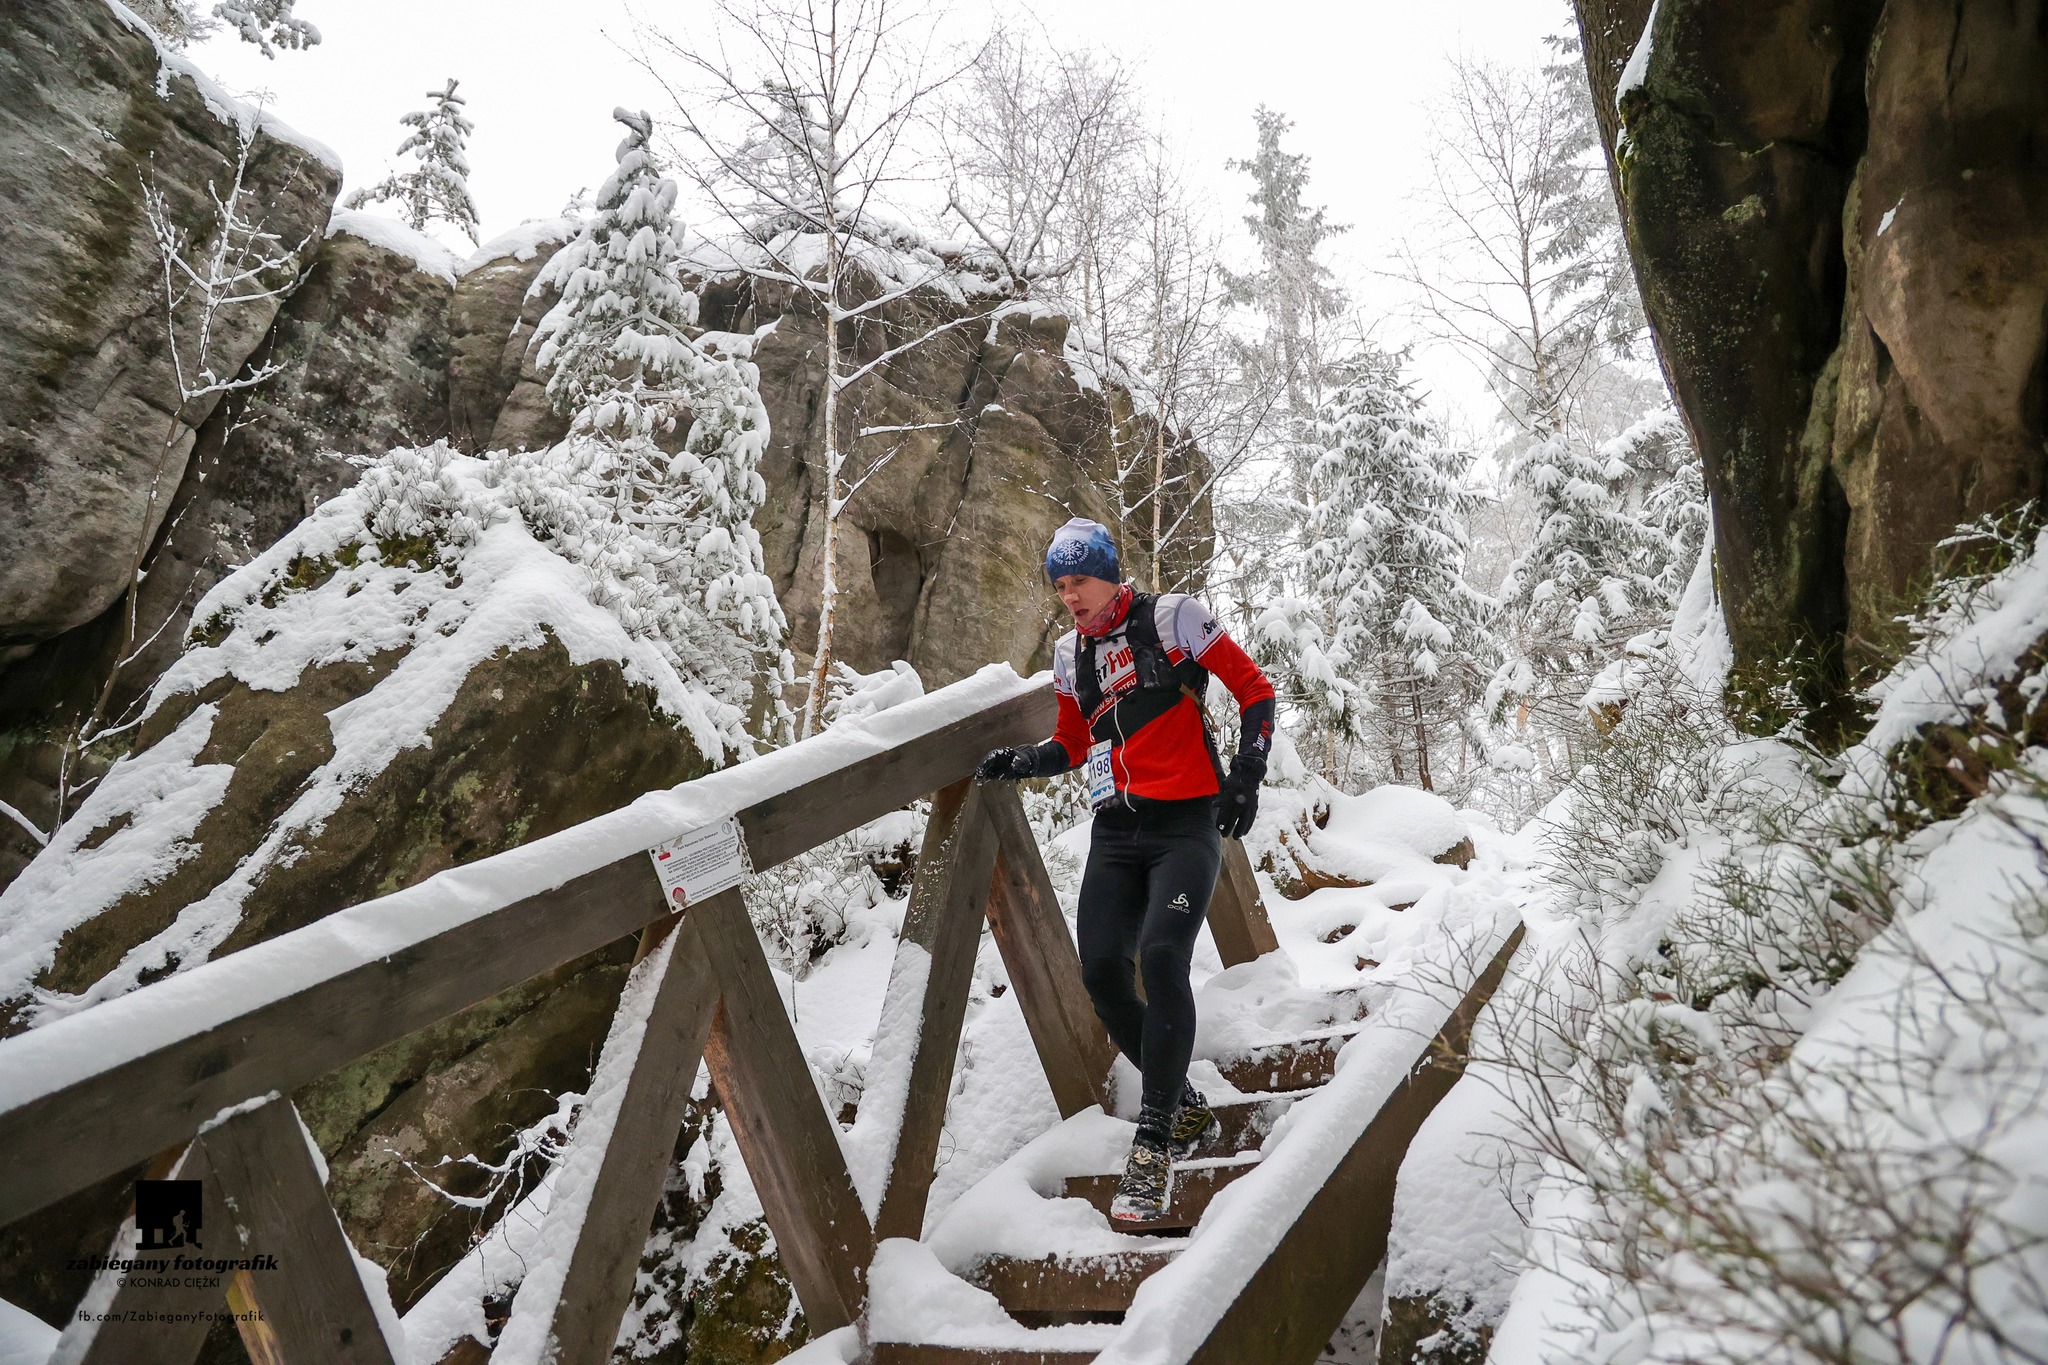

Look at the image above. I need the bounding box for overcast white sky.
[188,0,1569,419]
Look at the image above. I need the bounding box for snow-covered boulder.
[0,444,730,1313]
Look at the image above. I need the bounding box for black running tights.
[1075,801,1222,1115]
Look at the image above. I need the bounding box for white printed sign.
[648,817,749,910]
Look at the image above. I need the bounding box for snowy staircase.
[870,1034,1348,1361]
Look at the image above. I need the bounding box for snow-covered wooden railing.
[1100,914,1525,1365]
[0,665,1281,1365]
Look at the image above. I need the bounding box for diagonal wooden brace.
[979,782,1116,1117]
[191,1095,401,1365]
[871,778,1004,1241]
[49,1142,236,1365]
[1206,838,1278,966]
[697,887,873,1331]
[495,912,722,1365]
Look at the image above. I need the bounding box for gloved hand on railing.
[976,746,1039,783]
[1216,753,1264,840]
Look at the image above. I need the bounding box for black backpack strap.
[1075,632,1101,719]
[1124,592,1162,649]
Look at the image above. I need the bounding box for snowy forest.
[1,1,2046,1364]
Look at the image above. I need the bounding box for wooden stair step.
[871,1348,1097,1365]
[1216,1033,1347,1093]
[1188,1092,1299,1157]
[966,1248,1180,1315]
[1062,1156,1260,1231]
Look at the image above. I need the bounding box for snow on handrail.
[1100,903,1523,1365]
[0,665,1050,1221]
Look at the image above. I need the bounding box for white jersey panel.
[1051,593,1225,712]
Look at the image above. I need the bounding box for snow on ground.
[1096,887,1521,1365]
[855,778,1521,1358]
[1846,523,2048,796]
[1483,529,2048,1364]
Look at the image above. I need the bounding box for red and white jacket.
[1050,592,1275,802]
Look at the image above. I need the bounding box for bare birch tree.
[1394,53,1628,448]
[54,120,309,825]
[635,0,983,736]
[936,28,1140,299]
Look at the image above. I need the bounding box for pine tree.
[1221,108,1349,430]
[1604,405,1708,610]
[1490,426,1671,747]
[212,0,319,57]
[1304,351,1494,792]
[345,79,481,244]
[128,0,319,54]
[529,108,786,711]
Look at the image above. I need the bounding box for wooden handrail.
[0,672,1055,1227]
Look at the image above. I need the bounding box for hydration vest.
[1075,593,1225,783]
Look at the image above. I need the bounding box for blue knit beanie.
[1045,517,1121,585]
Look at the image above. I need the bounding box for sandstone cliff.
[1572,0,2048,696]
[0,1,339,651]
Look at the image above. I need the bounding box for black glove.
[976,746,1037,783]
[1217,754,1265,840]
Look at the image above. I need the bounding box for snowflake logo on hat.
[1051,538,1088,565]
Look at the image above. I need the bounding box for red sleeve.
[1053,688,1092,766]
[1194,632,1276,712]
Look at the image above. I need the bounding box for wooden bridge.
[0,668,1520,1365]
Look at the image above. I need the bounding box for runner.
[977,517,1275,1222]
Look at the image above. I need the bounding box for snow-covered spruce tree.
[1489,426,1673,750]
[345,79,481,244]
[1605,404,1709,608]
[1213,107,1354,696]
[1262,350,1494,793]
[1221,107,1349,448]
[529,108,787,717]
[127,0,319,53]
[212,0,319,57]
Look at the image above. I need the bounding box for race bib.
[1086,738,1116,807]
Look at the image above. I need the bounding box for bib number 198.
[1086,739,1116,807]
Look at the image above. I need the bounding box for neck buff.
[1077,583,1134,639]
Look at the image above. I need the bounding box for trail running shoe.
[1110,1137,1173,1224]
[1169,1085,1219,1158]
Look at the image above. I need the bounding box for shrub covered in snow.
[1481,524,2048,1365]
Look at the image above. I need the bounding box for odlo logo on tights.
[1170,892,1191,912]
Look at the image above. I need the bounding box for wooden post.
[50,1142,234,1365]
[1205,839,1278,966]
[696,888,872,1331]
[871,779,1003,1242]
[192,1097,401,1365]
[498,913,722,1365]
[979,783,1116,1116]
